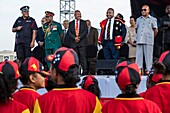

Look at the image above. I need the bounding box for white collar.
[141,15,151,19]
[108,17,115,21]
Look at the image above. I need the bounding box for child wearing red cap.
[80,75,104,106]
[102,61,161,113]
[13,57,49,113]
[33,47,102,113]
[140,61,164,97]
[0,61,30,113]
[145,51,170,113]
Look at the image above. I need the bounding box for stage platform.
[18,75,147,98]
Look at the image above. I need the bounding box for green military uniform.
[43,21,63,68]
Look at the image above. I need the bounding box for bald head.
[141,5,150,17]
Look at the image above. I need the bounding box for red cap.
[115,61,141,90]
[151,74,162,83]
[0,61,20,79]
[46,47,79,72]
[45,11,55,17]
[159,51,170,71]
[21,57,50,77]
[81,75,96,89]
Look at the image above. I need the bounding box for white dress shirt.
[105,17,115,40]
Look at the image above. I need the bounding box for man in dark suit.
[33,17,48,70]
[86,20,98,74]
[98,8,126,60]
[36,17,46,47]
[62,20,70,47]
[160,5,170,52]
[68,10,88,74]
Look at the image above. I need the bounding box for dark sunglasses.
[141,9,147,11]
[45,16,50,18]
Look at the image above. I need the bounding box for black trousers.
[87,58,96,75]
[16,43,31,62]
[163,43,170,52]
[73,46,87,74]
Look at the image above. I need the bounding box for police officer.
[43,11,63,68]
[12,6,38,62]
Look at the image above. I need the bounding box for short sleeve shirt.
[136,15,157,45]
[13,16,38,44]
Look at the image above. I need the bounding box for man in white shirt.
[68,10,88,75]
[136,5,158,74]
[98,8,126,60]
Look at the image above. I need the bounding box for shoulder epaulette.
[115,18,125,24]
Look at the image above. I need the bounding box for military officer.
[43,11,63,68]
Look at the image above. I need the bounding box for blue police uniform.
[13,7,37,62]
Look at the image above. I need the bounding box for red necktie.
[75,20,79,37]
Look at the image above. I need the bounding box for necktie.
[62,29,66,44]
[88,28,90,36]
[64,29,66,37]
[75,20,79,37]
[107,19,111,40]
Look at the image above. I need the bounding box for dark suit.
[160,14,170,51]
[62,29,70,47]
[87,27,98,46]
[86,27,98,74]
[36,27,45,45]
[68,19,88,74]
[34,27,47,70]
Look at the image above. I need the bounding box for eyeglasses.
[22,11,29,12]
[141,9,147,11]
[45,16,50,18]
[41,21,45,22]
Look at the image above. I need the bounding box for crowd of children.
[1,46,170,113]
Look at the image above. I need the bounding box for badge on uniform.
[52,26,57,31]
[52,27,57,30]
[26,20,31,23]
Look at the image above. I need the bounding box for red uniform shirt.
[33,88,102,113]
[0,99,30,113]
[145,82,170,113]
[102,95,161,113]
[139,91,146,97]
[13,87,40,113]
